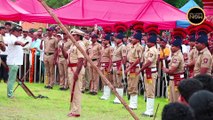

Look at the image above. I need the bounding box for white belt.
[151,68,157,72]
[169,74,184,80]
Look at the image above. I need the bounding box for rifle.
[13,68,48,99]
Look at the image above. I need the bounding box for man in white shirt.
[7,26,28,98]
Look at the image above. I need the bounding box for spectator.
[189,90,213,120]
[162,102,195,120]
[194,74,213,92]
[178,78,203,104]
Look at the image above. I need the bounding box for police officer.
[40,27,58,89]
[125,21,144,110]
[112,23,127,104]
[100,26,113,100]
[88,33,102,95]
[163,28,186,103]
[194,21,213,76]
[57,33,71,90]
[138,25,159,117]
[186,25,198,78]
[61,29,85,118]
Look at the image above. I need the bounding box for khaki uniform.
[87,42,102,93]
[143,46,158,98]
[57,40,71,88]
[194,47,212,76]
[112,43,127,88]
[100,45,113,85]
[82,38,91,91]
[43,36,58,87]
[127,43,144,95]
[188,46,198,77]
[168,50,184,102]
[68,41,85,115]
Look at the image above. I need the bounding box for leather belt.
[45,52,54,56]
[68,63,77,67]
[92,58,98,61]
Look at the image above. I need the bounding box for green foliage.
[45,0,72,8]
[0,83,168,120]
[164,0,203,8]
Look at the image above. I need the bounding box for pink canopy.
[0,0,29,21]
[11,0,52,14]
[7,0,187,29]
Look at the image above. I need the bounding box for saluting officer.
[163,28,186,103]
[194,21,213,76]
[125,21,144,110]
[138,25,159,117]
[57,33,71,90]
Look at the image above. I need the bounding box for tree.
[45,0,72,8]
[164,0,203,8]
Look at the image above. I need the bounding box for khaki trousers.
[144,73,157,98]
[82,66,90,91]
[169,80,180,103]
[127,73,139,95]
[58,57,68,88]
[44,55,55,87]
[113,67,123,88]
[88,60,99,92]
[68,67,85,115]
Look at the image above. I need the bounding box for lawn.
[0,82,168,120]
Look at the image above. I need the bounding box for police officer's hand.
[162,67,169,73]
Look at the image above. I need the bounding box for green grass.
[0,83,168,120]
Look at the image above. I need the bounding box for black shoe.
[48,86,53,89]
[81,90,85,93]
[92,92,97,95]
[142,113,153,117]
[59,87,64,90]
[44,86,49,88]
[63,87,69,90]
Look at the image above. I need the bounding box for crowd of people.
[0,21,213,119]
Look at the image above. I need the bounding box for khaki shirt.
[100,45,113,63]
[88,42,102,59]
[68,41,85,63]
[127,42,144,63]
[189,46,198,63]
[58,40,72,56]
[82,38,91,50]
[44,36,58,53]
[169,50,184,74]
[112,43,127,62]
[194,47,212,76]
[144,46,158,68]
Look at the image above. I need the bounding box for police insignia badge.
[203,58,208,63]
[173,59,177,63]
